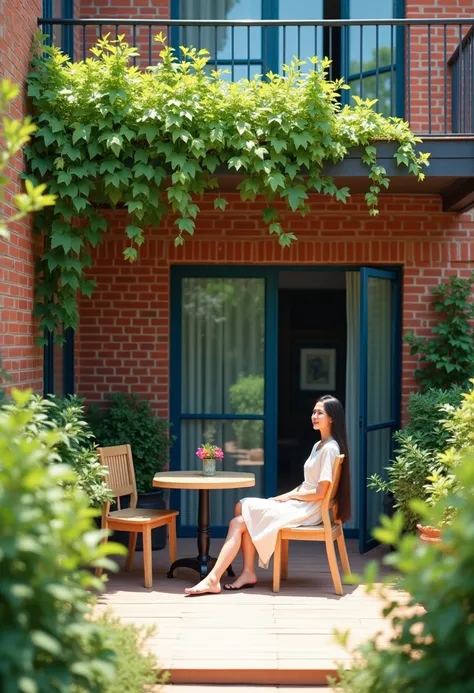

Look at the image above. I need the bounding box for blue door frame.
[358,267,401,552]
[170,266,278,537]
[171,265,402,543]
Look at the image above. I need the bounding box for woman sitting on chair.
[185,394,351,596]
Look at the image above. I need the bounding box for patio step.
[161,685,330,691]
[164,663,338,686]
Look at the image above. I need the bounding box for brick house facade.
[1,0,474,543]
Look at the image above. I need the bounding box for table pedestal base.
[166,487,236,580]
[167,558,235,580]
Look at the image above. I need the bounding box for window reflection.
[177,0,399,114]
[181,278,265,415]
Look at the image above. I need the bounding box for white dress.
[240,438,340,568]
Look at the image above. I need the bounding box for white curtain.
[345,272,360,531]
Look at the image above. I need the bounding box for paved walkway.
[98,538,397,686]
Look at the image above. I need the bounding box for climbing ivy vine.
[26,33,429,340]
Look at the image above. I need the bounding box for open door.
[359,268,401,552]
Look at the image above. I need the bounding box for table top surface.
[153,470,256,490]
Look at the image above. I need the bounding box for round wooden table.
[153,471,255,580]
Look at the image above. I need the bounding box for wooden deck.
[98,537,396,686]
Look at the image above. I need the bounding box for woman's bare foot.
[184,575,221,596]
[224,569,258,591]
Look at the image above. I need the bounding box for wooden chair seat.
[107,507,179,525]
[96,444,179,589]
[279,521,344,541]
[273,454,351,596]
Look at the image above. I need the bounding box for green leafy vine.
[26,32,429,340]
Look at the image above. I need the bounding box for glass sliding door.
[358,268,401,552]
[170,268,277,536]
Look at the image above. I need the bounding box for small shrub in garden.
[422,381,474,525]
[0,389,125,693]
[369,386,464,532]
[369,435,433,533]
[86,611,168,693]
[333,454,474,693]
[88,393,173,494]
[2,393,112,508]
[401,386,464,452]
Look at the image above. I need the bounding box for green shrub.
[229,375,264,449]
[2,393,112,508]
[83,611,168,693]
[333,454,474,693]
[423,382,474,526]
[0,389,125,693]
[88,393,173,494]
[401,386,464,452]
[369,387,462,532]
[405,272,474,390]
[369,436,434,533]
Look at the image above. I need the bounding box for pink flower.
[196,444,224,461]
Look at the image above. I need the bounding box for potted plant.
[88,393,174,550]
[196,443,224,477]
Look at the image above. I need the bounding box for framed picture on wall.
[299,347,337,391]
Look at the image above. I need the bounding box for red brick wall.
[0,0,43,391]
[77,0,169,67]
[77,194,474,424]
[406,0,474,134]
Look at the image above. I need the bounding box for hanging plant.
[25,32,429,341]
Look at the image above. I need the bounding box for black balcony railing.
[37,17,474,137]
[449,26,474,135]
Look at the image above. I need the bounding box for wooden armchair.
[96,444,178,588]
[273,454,350,595]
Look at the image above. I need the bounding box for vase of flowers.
[196,443,224,477]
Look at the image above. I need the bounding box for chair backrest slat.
[98,444,137,504]
[322,454,344,517]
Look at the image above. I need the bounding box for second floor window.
[172,0,404,116]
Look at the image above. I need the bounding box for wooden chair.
[273,454,350,595]
[95,444,178,589]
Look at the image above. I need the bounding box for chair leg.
[125,532,138,572]
[273,533,282,593]
[142,527,153,589]
[337,533,351,576]
[281,539,289,580]
[95,523,108,578]
[325,537,343,596]
[168,516,177,565]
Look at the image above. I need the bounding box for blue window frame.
[42,0,74,58]
[170,266,278,537]
[171,0,404,116]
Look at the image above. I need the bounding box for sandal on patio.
[223,582,256,591]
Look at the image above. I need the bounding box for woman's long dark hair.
[318,395,351,524]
